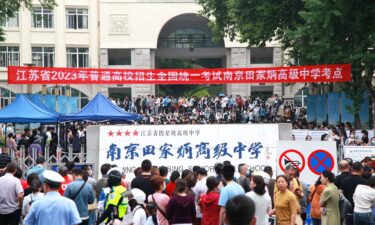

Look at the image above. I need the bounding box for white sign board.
[292,130,329,141]
[277,141,337,185]
[292,129,374,141]
[87,124,292,180]
[343,146,375,162]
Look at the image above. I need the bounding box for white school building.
[0,0,306,109]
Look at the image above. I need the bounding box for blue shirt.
[26,165,45,183]
[64,179,95,218]
[218,181,245,207]
[24,191,81,225]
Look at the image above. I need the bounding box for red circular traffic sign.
[279,149,306,173]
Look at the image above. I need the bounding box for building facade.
[0,0,304,109]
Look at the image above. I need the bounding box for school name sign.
[87,124,291,179]
[8,64,351,84]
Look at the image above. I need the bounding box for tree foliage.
[199,0,375,127]
[0,0,56,41]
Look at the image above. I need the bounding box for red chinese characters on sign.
[7,64,351,84]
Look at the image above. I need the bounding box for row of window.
[0,86,89,109]
[0,46,89,68]
[1,8,88,29]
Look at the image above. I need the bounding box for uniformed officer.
[96,170,128,225]
[24,170,82,225]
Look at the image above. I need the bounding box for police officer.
[96,170,128,225]
[24,170,81,225]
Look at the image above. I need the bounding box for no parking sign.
[277,141,337,184]
[308,150,335,175]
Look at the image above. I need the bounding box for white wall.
[99,0,249,49]
[0,0,99,95]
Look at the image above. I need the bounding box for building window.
[158,28,223,49]
[66,8,88,29]
[0,88,15,109]
[47,86,89,109]
[108,49,131,66]
[0,46,20,67]
[1,12,19,28]
[250,47,274,64]
[32,47,54,67]
[67,48,89,68]
[32,8,54,28]
[294,87,309,107]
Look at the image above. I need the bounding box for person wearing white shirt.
[128,188,147,225]
[246,175,272,225]
[22,179,44,218]
[192,168,208,224]
[132,204,147,225]
[353,177,375,225]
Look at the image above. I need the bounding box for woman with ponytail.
[198,176,221,225]
[22,177,44,217]
[145,202,159,225]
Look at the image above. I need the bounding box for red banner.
[7,64,351,84]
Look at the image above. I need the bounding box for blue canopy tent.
[59,92,140,122]
[0,95,59,123]
[30,94,62,116]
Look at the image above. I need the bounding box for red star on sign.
[125,130,131,136]
[116,130,122,136]
[133,130,139,136]
[108,130,114,136]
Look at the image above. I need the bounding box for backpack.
[25,195,35,216]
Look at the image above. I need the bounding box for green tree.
[0,0,56,41]
[199,0,375,128]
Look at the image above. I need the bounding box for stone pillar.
[66,85,71,97]
[227,47,250,96]
[99,49,108,68]
[273,47,283,97]
[132,49,155,97]
[41,85,47,95]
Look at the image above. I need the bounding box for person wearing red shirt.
[15,167,28,190]
[58,166,72,195]
[199,176,221,225]
[165,171,180,197]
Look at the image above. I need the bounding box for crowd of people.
[2,120,373,165]
[0,153,374,225]
[0,125,86,160]
[297,122,375,147]
[111,94,304,125]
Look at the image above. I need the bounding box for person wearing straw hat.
[24,170,81,225]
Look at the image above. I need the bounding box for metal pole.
[4,126,7,150]
[44,145,49,164]
[20,145,25,171]
[80,145,85,163]
[32,146,37,167]
[68,144,73,162]
[57,144,61,162]
[56,123,59,146]
[301,90,304,108]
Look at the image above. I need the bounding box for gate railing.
[10,144,86,170]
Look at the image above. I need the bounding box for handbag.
[295,214,303,225]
